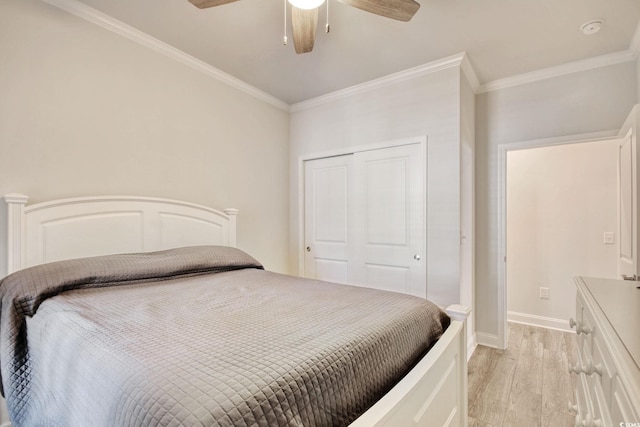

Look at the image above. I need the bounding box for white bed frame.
[1,194,469,427]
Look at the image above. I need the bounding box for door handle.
[306,246,311,252]
[414,254,421,261]
[621,274,637,281]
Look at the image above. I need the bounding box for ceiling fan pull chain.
[283,0,288,45]
[326,0,330,33]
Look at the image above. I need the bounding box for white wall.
[460,73,476,338]
[0,0,290,275]
[506,140,618,329]
[289,66,464,307]
[475,61,638,340]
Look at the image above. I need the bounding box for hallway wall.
[506,140,618,329]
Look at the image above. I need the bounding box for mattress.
[0,246,449,427]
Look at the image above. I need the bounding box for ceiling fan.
[187,0,420,54]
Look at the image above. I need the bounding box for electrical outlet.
[539,287,550,299]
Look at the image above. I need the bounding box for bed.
[0,194,470,427]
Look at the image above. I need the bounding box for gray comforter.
[0,246,449,427]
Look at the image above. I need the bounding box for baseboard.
[476,331,501,348]
[507,311,572,332]
[467,332,478,361]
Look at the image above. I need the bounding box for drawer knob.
[574,322,593,335]
[575,414,602,427]
[569,361,602,376]
[578,325,593,335]
[589,363,602,376]
[569,318,592,335]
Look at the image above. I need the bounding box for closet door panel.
[304,155,354,284]
[365,157,409,246]
[364,264,411,294]
[353,143,426,298]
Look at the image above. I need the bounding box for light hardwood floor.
[468,322,578,427]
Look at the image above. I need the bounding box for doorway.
[496,130,619,349]
[506,140,618,331]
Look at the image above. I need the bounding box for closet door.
[351,144,426,297]
[304,155,355,284]
[304,142,426,297]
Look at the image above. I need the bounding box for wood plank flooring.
[468,322,578,427]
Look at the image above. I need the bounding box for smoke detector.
[581,20,603,35]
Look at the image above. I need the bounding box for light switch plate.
[539,287,550,299]
[604,232,615,245]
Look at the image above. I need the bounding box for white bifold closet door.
[304,143,426,298]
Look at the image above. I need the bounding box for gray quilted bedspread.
[0,246,449,427]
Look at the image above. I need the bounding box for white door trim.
[298,136,427,277]
[495,129,618,349]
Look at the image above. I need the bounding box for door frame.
[495,130,618,349]
[297,136,427,277]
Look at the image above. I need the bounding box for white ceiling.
[67,0,640,104]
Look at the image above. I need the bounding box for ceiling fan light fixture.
[288,0,325,10]
[188,0,420,54]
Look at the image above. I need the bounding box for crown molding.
[291,53,468,112]
[479,19,640,94]
[41,0,290,112]
[37,0,640,109]
[478,49,636,94]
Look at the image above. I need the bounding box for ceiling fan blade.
[291,7,319,54]
[338,0,420,22]
[188,0,240,9]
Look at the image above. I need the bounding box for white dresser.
[571,277,640,427]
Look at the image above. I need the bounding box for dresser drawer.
[579,294,596,357]
[573,372,590,421]
[571,344,612,427]
[586,373,612,426]
[592,335,616,404]
[574,291,593,358]
[610,375,638,425]
[574,277,640,427]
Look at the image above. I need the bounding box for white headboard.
[3,194,238,274]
